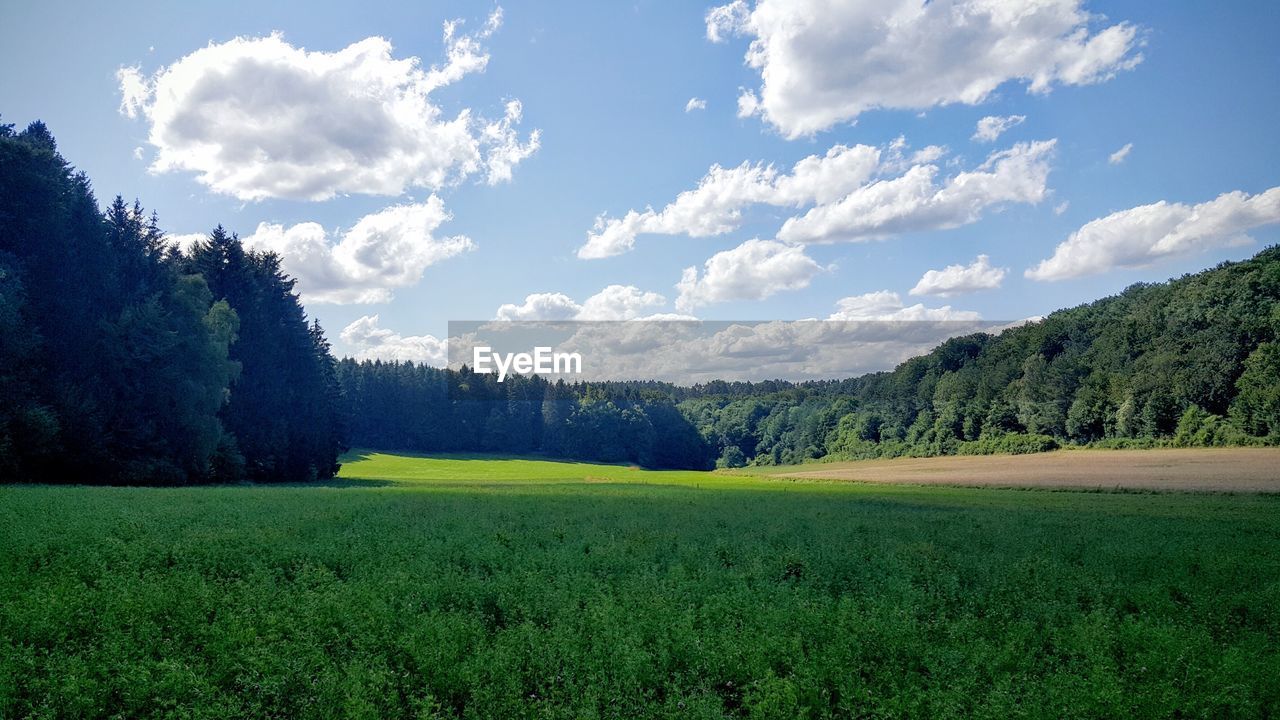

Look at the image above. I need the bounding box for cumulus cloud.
[1108,142,1133,165]
[709,0,1142,137]
[827,291,981,321]
[685,97,708,112]
[580,138,1054,257]
[494,292,582,322]
[973,115,1026,143]
[116,9,538,201]
[910,254,1007,297]
[705,1,751,43]
[578,143,881,259]
[495,285,668,321]
[242,196,474,303]
[778,140,1056,244]
[1026,187,1280,280]
[340,315,448,365]
[675,239,827,311]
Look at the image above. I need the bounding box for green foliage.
[716,445,746,468]
[2,452,1278,718]
[1232,342,1280,439]
[956,432,1059,455]
[1174,406,1255,447]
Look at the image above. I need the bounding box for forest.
[3,117,1279,482]
[0,119,344,484]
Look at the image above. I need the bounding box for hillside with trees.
[0,119,344,483]
[340,247,1280,469]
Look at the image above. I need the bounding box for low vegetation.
[2,452,1278,718]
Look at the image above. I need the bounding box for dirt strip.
[761,448,1280,492]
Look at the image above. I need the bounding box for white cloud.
[340,315,448,365]
[778,140,1056,244]
[481,100,542,185]
[116,66,150,119]
[1108,142,1133,165]
[1054,201,1070,215]
[827,291,981,321]
[495,285,668,321]
[910,145,947,164]
[577,285,667,320]
[1026,187,1280,280]
[910,254,1007,297]
[495,292,582,322]
[116,10,537,201]
[577,143,881,258]
[973,115,1026,143]
[675,239,827,311]
[709,0,1142,138]
[167,232,208,253]
[705,1,751,43]
[685,97,708,112]
[581,138,1054,257]
[242,197,474,303]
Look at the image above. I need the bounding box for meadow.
[2,451,1278,718]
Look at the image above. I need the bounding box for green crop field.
[2,452,1279,719]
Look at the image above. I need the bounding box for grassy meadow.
[2,451,1279,718]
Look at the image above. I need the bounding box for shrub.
[957,432,1059,456]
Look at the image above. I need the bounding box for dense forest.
[0,119,344,484]
[340,246,1280,470]
[3,117,1279,481]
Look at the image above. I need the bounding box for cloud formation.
[495,285,668,321]
[580,138,1053,257]
[827,291,981,321]
[778,140,1056,244]
[1026,187,1280,280]
[116,9,538,201]
[579,143,880,259]
[340,315,449,365]
[1108,142,1133,165]
[685,97,707,112]
[708,0,1142,137]
[973,115,1026,143]
[675,239,827,311]
[242,197,474,303]
[910,254,1007,297]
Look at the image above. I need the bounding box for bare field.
[747,447,1280,492]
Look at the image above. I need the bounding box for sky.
[2,0,1278,368]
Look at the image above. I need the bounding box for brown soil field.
[748,447,1280,492]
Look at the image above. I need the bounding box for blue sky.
[2,1,1278,364]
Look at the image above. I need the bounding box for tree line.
[0,119,344,483]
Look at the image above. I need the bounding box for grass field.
[2,451,1278,718]
[739,447,1280,493]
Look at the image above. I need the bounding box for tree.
[1232,342,1280,438]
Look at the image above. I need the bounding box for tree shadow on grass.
[262,477,398,489]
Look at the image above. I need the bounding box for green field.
[2,452,1278,719]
